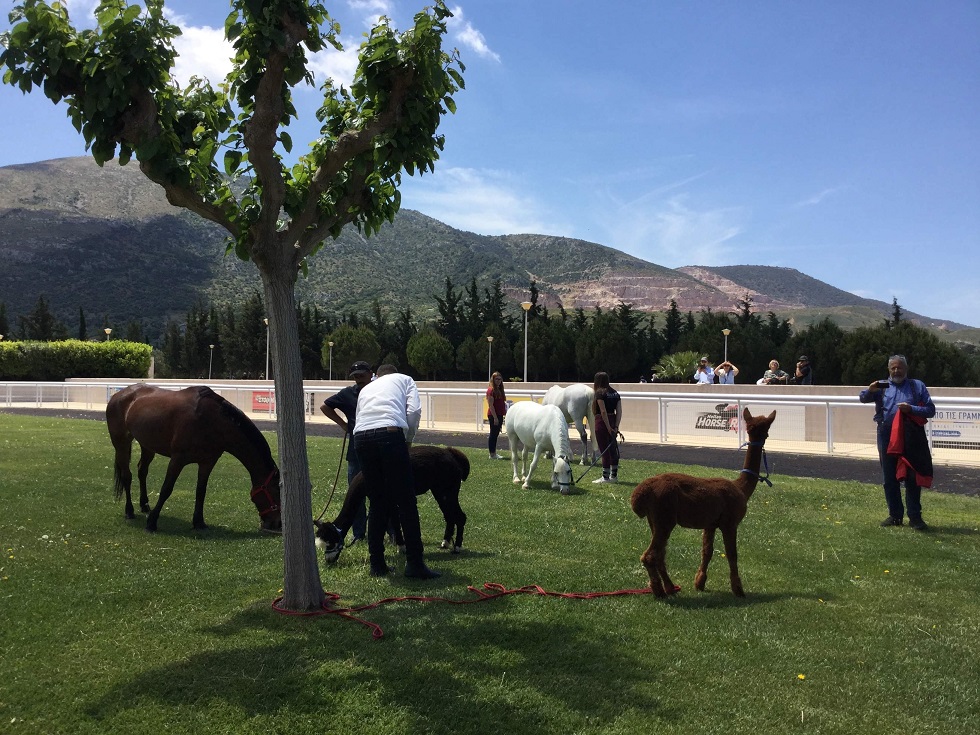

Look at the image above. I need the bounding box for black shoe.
[909,518,928,531]
[369,563,391,577]
[880,516,903,527]
[404,563,441,580]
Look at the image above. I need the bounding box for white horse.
[542,383,596,465]
[506,401,575,494]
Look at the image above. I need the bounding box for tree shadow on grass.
[85,598,681,733]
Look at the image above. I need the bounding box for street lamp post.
[520,301,533,382]
[104,327,112,341]
[486,336,494,382]
[208,344,215,380]
[328,341,334,381]
[263,318,270,380]
[722,328,731,362]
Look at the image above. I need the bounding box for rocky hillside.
[0,157,970,342]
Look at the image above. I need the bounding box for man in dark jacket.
[859,355,936,530]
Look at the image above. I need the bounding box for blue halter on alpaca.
[739,440,773,487]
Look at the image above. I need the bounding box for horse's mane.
[196,387,276,468]
[548,404,573,458]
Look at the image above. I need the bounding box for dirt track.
[3,407,977,498]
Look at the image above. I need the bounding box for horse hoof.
[125,512,136,520]
[140,504,151,514]
[452,546,462,554]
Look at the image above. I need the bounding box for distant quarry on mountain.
[1,156,977,347]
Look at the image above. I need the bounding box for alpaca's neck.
[332,478,367,533]
[737,439,767,499]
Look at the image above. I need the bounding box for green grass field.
[1,413,978,734]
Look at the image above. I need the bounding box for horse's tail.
[113,467,127,501]
[446,446,470,481]
[105,388,133,500]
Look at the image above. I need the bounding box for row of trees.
[7,282,976,387]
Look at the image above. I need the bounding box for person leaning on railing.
[760,360,789,385]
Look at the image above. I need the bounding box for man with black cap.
[693,356,715,384]
[320,360,374,545]
[794,356,813,385]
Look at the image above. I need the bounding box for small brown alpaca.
[630,407,776,598]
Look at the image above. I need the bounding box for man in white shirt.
[353,364,440,579]
[693,356,715,384]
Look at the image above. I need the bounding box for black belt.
[355,426,402,437]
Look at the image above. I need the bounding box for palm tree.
[653,351,702,383]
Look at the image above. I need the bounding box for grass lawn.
[1,412,977,734]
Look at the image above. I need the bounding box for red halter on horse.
[106,384,282,533]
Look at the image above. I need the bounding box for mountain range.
[1,156,975,344]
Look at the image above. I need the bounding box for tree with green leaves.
[662,299,682,351]
[1,0,463,611]
[18,295,67,340]
[407,327,453,379]
[78,307,87,341]
[323,324,381,377]
[653,350,701,383]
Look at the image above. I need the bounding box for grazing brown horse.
[630,407,776,598]
[315,445,469,564]
[106,384,282,533]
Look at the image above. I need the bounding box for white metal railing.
[3,381,980,466]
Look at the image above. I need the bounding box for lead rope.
[738,440,773,487]
[272,582,653,639]
[314,432,348,522]
[575,431,625,484]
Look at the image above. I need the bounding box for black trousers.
[353,428,425,568]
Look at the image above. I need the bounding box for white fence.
[3,380,980,467]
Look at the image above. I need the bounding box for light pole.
[722,328,731,362]
[104,327,112,341]
[208,344,215,380]
[263,318,270,380]
[486,335,493,382]
[521,301,532,382]
[328,341,334,381]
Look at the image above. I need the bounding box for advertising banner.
[932,408,980,448]
[252,391,275,412]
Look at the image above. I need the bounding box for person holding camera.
[715,360,739,384]
[859,355,935,531]
[693,356,715,384]
[794,355,813,385]
[761,359,789,385]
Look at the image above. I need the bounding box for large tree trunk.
[262,268,325,611]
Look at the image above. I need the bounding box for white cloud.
[447,6,500,63]
[169,22,234,88]
[794,186,847,208]
[592,183,743,266]
[400,167,558,235]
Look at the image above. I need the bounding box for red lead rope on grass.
[272,583,654,639]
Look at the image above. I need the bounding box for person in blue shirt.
[716,360,739,384]
[859,355,936,530]
[693,356,714,384]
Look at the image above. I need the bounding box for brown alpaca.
[630,407,776,598]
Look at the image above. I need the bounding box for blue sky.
[2,1,978,327]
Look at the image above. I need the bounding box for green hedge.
[0,340,152,381]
